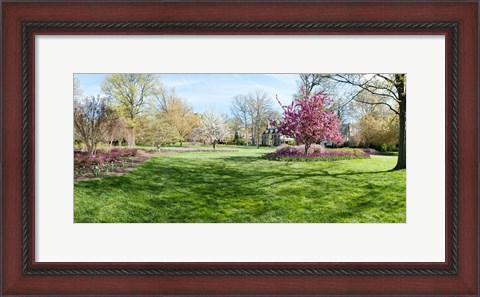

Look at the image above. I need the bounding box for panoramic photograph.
[73,73,406,223]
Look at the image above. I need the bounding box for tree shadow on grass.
[216,155,267,164]
[221,155,398,175]
[77,155,400,201]
[75,153,405,223]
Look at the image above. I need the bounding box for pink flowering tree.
[272,90,344,155]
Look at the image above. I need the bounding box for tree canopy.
[101,74,162,146]
[273,90,344,155]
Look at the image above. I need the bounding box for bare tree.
[328,74,406,170]
[230,94,250,145]
[348,91,390,121]
[103,116,126,149]
[74,95,114,154]
[246,90,276,147]
[298,74,354,124]
[298,74,335,96]
[73,76,84,147]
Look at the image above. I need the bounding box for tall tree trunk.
[394,74,406,170]
[126,126,135,147]
[394,101,406,170]
[251,126,255,146]
[213,139,216,150]
[245,124,249,146]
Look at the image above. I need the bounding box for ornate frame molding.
[21,21,458,276]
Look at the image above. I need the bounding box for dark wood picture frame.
[2,1,478,295]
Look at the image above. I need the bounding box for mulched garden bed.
[74,149,175,181]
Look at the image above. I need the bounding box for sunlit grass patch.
[74,148,406,223]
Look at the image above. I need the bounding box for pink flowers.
[74,148,138,177]
[267,150,370,158]
[158,147,237,152]
[276,144,325,155]
[263,147,370,162]
[272,89,344,155]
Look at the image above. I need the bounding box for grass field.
[74,146,406,223]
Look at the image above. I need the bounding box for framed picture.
[2,1,478,295]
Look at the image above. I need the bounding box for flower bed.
[262,148,370,162]
[74,148,138,178]
[158,147,238,152]
[276,144,325,155]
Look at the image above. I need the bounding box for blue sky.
[75,73,301,115]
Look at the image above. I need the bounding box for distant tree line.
[74,74,236,153]
[230,90,279,147]
[74,73,406,170]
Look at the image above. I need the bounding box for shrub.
[361,148,380,155]
[263,148,370,162]
[326,148,366,156]
[121,148,137,157]
[286,140,296,146]
[275,144,325,155]
[275,145,301,155]
[310,144,326,153]
[380,144,389,152]
[110,148,121,153]
[74,148,138,178]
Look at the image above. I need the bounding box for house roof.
[262,128,279,135]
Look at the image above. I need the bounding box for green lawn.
[74,147,406,223]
